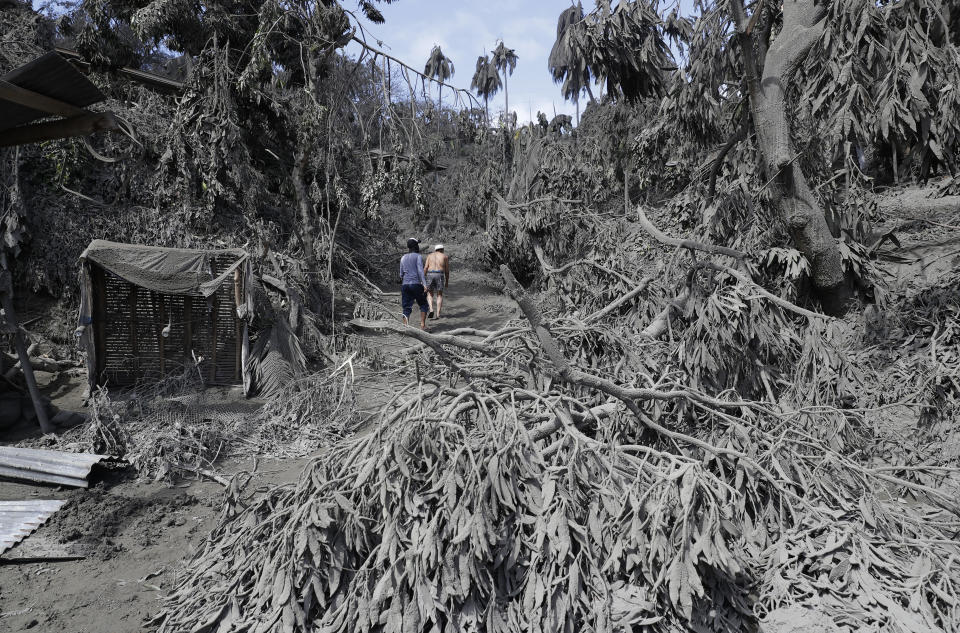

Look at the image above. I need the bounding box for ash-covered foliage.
[155,286,960,631]
[0,0,445,304]
[4,1,960,631]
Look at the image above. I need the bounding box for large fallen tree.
[154,259,960,631]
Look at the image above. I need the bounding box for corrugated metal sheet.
[0,499,66,555]
[0,446,116,488]
[0,51,105,132]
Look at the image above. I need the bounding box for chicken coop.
[77,240,253,393]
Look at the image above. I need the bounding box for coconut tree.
[548,1,591,121]
[470,54,501,126]
[423,45,454,132]
[491,40,518,128]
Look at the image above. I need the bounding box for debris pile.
[153,269,960,632]
[26,362,359,481]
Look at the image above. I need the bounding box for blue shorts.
[401,284,428,317]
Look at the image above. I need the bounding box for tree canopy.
[424,45,454,84]
[549,0,672,103]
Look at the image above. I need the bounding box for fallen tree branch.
[349,318,512,380]
[640,288,691,339]
[533,244,641,289]
[875,191,960,220]
[3,352,79,379]
[173,463,232,488]
[530,402,619,442]
[501,265,960,516]
[350,319,497,354]
[629,184,748,262]
[695,261,830,321]
[500,264,801,498]
[501,266,762,412]
[584,275,654,324]
[630,186,830,323]
[261,273,287,293]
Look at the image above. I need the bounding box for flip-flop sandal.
[428,311,435,318]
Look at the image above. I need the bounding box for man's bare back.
[424,251,449,280]
[424,246,450,317]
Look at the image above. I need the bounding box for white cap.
[434,244,444,251]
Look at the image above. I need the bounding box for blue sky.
[345,0,592,124]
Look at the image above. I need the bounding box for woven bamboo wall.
[90,258,242,387]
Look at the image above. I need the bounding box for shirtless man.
[423,244,450,318]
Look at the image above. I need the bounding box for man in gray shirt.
[399,238,429,329]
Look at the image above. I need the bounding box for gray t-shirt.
[399,253,426,286]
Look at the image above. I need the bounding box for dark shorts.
[426,271,444,292]
[401,284,428,317]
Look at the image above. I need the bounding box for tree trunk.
[484,96,489,127]
[292,150,318,264]
[585,82,596,104]
[504,75,509,128]
[502,77,509,193]
[732,0,848,314]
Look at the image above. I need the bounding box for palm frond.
[358,0,385,24]
[492,40,518,75]
[246,317,306,398]
[470,54,501,100]
[424,45,453,82]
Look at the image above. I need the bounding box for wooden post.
[234,269,242,382]
[156,292,165,376]
[128,285,139,378]
[92,265,107,382]
[184,296,193,368]
[209,295,219,383]
[0,253,51,434]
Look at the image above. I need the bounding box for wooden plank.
[209,295,218,383]
[0,79,88,118]
[128,285,138,377]
[0,112,121,148]
[92,265,107,384]
[54,47,185,94]
[154,292,166,376]
[234,269,243,382]
[184,296,193,367]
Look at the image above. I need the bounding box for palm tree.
[491,40,518,128]
[548,2,591,108]
[423,45,454,132]
[470,54,501,126]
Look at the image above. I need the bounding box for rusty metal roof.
[0,51,105,132]
[0,446,117,488]
[0,499,66,555]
